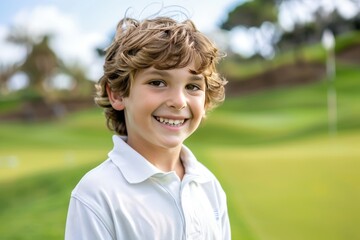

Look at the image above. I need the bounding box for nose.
[167,87,187,110]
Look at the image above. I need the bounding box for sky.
[0,0,243,32]
[0,0,244,89]
[1,0,359,90]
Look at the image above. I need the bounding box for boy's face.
[117,62,206,153]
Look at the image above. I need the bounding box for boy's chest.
[111,178,221,239]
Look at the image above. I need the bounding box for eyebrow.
[189,74,205,81]
[145,69,204,81]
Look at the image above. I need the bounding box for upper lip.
[153,115,189,120]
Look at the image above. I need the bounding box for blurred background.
[0,0,360,239]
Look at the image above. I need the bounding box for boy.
[65,15,230,240]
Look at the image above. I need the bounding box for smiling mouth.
[154,116,186,127]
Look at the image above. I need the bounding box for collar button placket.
[181,180,202,239]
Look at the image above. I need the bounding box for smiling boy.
[65,16,230,240]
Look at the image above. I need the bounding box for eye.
[186,84,201,91]
[148,80,166,87]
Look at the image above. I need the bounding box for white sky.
[0,0,244,83]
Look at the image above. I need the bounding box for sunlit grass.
[0,53,359,239]
[0,148,107,182]
[205,132,360,240]
[0,163,95,240]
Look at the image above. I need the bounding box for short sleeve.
[221,203,231,240]
[65,196,114,240]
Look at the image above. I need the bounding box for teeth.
[156,117,185,126]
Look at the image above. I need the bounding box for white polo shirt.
[65,135,230,240]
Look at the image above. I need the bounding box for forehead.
[135,63,204,81]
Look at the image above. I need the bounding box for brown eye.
[149,80,166,87]
[186,84,200,91]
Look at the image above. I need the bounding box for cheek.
[141,96,159,110]
[131,95,160,117]
[194,95,206,117]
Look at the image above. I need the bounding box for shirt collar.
[108,135,212,184]
[180,145,213,183]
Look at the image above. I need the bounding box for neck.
[129,142,185,179]
[150,148,185,180]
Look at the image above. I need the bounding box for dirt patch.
[225,62,326,96]
[337,44,360,64]
[0,98,95,122]
[225,43,360,97]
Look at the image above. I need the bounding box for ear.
[106,84,125,111]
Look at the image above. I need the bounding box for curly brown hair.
[95,16,227,135]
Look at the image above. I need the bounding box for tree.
[0,63,19,95]
[221,0,277,30]
[6,25,34,55]
[20,35,59,101]
[221,0,360,58]
[221,0,279,58]
[61,63,93,97]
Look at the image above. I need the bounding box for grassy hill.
[188,63,360,239]
[0,41,359,239]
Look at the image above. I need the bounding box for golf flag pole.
[322,29,337,136]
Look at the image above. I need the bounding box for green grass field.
[0,63,359,239]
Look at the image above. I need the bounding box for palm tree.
[0,63,19,95]
[221,0,279,58]
[19,35,59,101]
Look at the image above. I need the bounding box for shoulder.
[197,161,226,194]
[66,160,120,239]
[195,160,218,181]
[182,146,227,199]
[181,145,222,186]
[184,156,229,217]
[71,159,123,201]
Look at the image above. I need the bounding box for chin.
[158,137,186,149]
